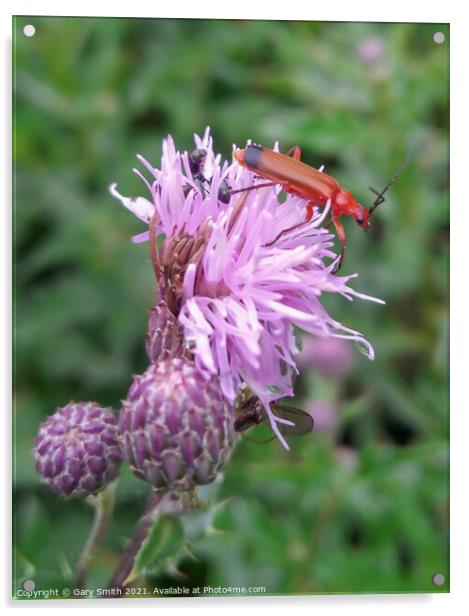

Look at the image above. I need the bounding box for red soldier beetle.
[233,144,411,271]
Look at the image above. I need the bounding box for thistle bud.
[33,402,122,498]
[145,299,185,362]
[120,358,235,491]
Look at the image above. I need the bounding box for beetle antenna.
[230,181,277,195]
[368,146,413,216]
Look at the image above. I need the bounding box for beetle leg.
[285,146,302,161]
[332,216,346,273]
[265,219,310,247]
[306,202,315,221]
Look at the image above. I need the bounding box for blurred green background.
[13,17,449,597]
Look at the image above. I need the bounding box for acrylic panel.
[13,16,449,600]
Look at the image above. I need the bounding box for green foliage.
[13,17,448,596]
[131,516,185,583]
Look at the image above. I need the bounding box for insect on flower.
[110,128,385,448]
[233,144,411,271]
[183,147,231,204]
[234,395,314,437]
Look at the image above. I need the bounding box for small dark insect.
[184,148,208,197]
[217,178,231,204]
[234,395,314,437]
[183,148,231,204]
[188,147,208,175]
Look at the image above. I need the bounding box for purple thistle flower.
[297,335,354,378]
[33,402,122,498]
[111,128,384,448]
[357,37,385,63]
[306,400,337,432]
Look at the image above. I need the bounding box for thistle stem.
[74,486,115,589]
[107,490,164,591]
[149,212,162,280]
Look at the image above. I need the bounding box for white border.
[2,1,467,614]
[0,1,455,21]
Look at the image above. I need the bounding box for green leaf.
[130,516,185,583]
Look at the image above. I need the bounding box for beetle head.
[354,205,370,231]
